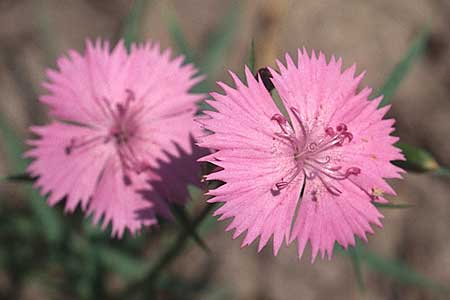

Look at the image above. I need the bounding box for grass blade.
[374,203,414,209]
[200,3,240,77]
[337,243,445,293]
[0,116,27,172]
[377,28,429,107]
[120,204,215,297]
[170,204,211,254]
[96,246,149,281]
[434,167,450,178]
[0,112,63,244]
[360,248,445,292]
[164,6,195,64]
[394,142,439,173]
[121,0,150,50]
[3,173,35,182]
[348,243,365,291]
[248,40,256,73]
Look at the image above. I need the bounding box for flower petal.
[291,180,383,261]
[87,157,157,238]
[25,122,111,211]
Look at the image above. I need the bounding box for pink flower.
[197,49,405,261]
[26,39,203,238]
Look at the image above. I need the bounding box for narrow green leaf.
[434,167,450,178]
[248,40,256,73]
[120,204,215,297]
[170,204,211,254]
[271,90,291,123]
[200,4,240,76]
[0,116,26,172]
[0,112,63,244]
[374,203,414,209]
[348,243,365,291]
[360,248,445,292]
[377,28,429,107]
[165,7,195,64]
[96,246,149,281]
[394,142,439,172]
[337,244,445,293]
[27,189,64,244]
[4,173,34,182]
[121,0,149,50]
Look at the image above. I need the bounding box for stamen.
[64,136,104,155]
[290,107,308,140]
[269,107,361,197]
[272,165,302,191]
[118,89,136,117]
[311,190,318,202]
[125,89,135,103]
[66,88,147,186]
[304,169,317,180]
[312,156,331,164]
[336,123,347,132]
[123,174,132,186]
[271,114,294,136]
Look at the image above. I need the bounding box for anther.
[311,190,318,202]
[345,167,361,176]
[117,103,126,117]
[336,123,347,132]
[125,89,135,102]
[123,175,132,186]
[325,127,335,136]
[271,114,294,136]
[275,181,289,190]
[64,138,76,155]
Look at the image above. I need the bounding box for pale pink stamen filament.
[271,106,361,196]
[64,89,147,184]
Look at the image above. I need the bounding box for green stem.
[121,204,215,297]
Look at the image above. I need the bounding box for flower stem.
[120,203,215,297]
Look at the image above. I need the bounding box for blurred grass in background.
[0,0,449,299]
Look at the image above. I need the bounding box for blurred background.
[0,0,450,299]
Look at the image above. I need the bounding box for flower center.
[271,106,360,198]
[64,89,148,185]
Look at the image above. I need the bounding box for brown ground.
[0,0,449,299]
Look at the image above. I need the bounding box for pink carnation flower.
[197,49,405,261]
[26,39,203,238]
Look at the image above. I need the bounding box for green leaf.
[120,204,215,297]
[3,173,34,182]
[121,0,150,50]
[170,204,211,254]
[359,248,445,292]
[374,203,414,209]
[377,28,429,108]
[338,243,446,293]
[271,90,291,123]
[348,243,365,291]
[0,116,27,172]
[434,167,450,178]
[0,112,63,244]
[27,188,64,244]
[96,246,149,281]
[164,6,195,64]
[248,40,256,73]
[200,3,240,77]
[394,142,439,172]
